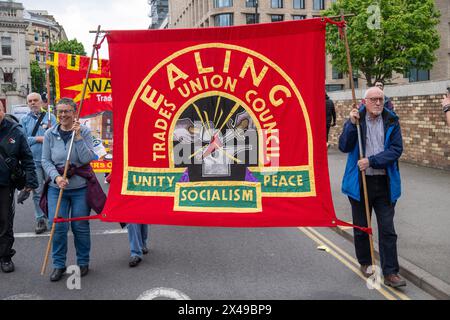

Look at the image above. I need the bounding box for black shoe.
[80,265,89,277]
[129,256,142,267]
[50,268,66,282]
[35,219,48,234]
[142,247,149,255]
[1,260,15,273]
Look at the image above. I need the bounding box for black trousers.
[0,186,15,261]
[349,175,399,276]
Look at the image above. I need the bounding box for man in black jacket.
[326,93,336,146]
[0,102,38,273]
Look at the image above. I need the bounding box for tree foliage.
[30,61,45,94]
[50,38,86,56]
[323,0,440,86]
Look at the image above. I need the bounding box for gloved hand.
[17,190,31,204]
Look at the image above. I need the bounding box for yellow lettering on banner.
[181,190,187,201]
[269,85,292,107]
[223,50,231,73]
[153,132,166,142]
[167,176,175,187]
[212,190,220,201]
[279,175,288,187]
[140,85,164,110]
[239,57,269,87]
[242,190,253,202]
[195,52,214,74]
[200,190,207,201]
[167,63,189,90]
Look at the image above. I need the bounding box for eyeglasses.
[57,109,74,114]
[367,97,384,103]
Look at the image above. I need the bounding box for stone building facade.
[0,1,30,111]
[167,0,449,91]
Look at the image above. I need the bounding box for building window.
[41,32,46,43]
[292,15,306,20]
[3,72,13,83]
[35,51,40,62]
[1,37,12,56]
[246,0,257,7]
[34,31,39,41]
[326,84,344,92]
[270,14,284,22]
[293,0,305,9]
[332,66,343,79]
[245,13,259,24]
[214,13,233,26]
[408,68,430,82]
[213,0,233,8]
[271,0,283,8]
[313,0,325,10]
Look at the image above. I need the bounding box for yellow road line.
[305,227,411,301]
[298,227,398,300]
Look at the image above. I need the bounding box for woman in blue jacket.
[42,98,95,282]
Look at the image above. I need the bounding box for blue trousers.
[32,163,46,222]
[349,175,399,276]
[48,186,91,269]
[127,224,149,258]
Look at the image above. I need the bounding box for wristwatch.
[443,104,450,113]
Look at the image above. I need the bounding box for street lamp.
[255,0,259,24]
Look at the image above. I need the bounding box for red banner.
[48,52,112,117]
[101,19,344,227]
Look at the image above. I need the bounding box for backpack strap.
[31,112,46,137]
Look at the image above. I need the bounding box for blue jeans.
[48,186,91,269]
[32,164,46,221]
[127,224,149,258]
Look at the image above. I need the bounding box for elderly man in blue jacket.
[339,86,406,288]
[20,93,57,234]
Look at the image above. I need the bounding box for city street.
[0,175,435,300]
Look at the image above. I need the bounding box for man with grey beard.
[19,93,57,234]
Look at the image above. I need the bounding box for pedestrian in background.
[127,224,149,267]
[325,93,336,147]
[339,86,406,288]
[42,98,96,282]
[441,88,450,126]
[374,81,395,112]
[0,101,38,273]
[19,92,57,234]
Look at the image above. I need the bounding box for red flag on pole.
[47,52,112,117]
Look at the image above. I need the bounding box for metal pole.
[40,25,102,275]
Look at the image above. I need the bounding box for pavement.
[327,147,450,299]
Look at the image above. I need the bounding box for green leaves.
[323,0,440,86]
[30,61,45,94]
[50,39,86,56]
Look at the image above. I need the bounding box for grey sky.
[20,0,151,58]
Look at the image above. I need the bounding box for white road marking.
[3,294,43,300]
[137,287,191,300]
[14,229,127,238]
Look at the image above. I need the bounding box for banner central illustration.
[102,19,339,227]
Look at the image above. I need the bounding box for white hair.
[364,87,383,98]
[26,92,42,101]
